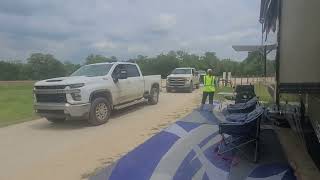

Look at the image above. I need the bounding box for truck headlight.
[69,83,85,88]
[71,92,82,101]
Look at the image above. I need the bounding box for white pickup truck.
[166,67,200,93]
[33,62,161,125]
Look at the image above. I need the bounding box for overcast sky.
[0,0,262,63]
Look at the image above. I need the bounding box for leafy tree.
[220,59,241,76]
[241,51,264,76]
[201,52,220,72]
[0,50,275,80]
[85,54,117,64]
[27,53,66,80]
[266,60,276,76]
[136,53,179,78]
[0,61,25,80]
[64,61,81,75]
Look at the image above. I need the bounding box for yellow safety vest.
[203,75,216,92]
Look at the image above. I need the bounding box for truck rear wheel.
[148,87,159,105]
[88,97,111,126]
[46,118,65,123]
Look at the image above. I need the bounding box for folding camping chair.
[226,96,258,114]
[217,107,264,163]
[235,85,256,104]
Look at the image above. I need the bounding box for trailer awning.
[232,44,277,53]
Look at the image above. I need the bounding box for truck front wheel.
[88,97,111,126]
[148,87,159,105]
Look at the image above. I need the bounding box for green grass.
[216,86,234,93]
[213,83,274,103]
[214,83,298,105]
[214,86,234,101]
[253,83,299,103]
[280,93,300,103]
[217,83,297,104]
[0,82,38,127]
[254,82,273,103]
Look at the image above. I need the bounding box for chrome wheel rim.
[95,103,108,121]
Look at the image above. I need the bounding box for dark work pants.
[202,92,214,104]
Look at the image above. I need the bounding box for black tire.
[46,117,65,123]
[88,97,111,126]
[188,82,193,93]
[196,84,200,89]
[148,87,159,105]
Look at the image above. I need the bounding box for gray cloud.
[0,0,262,63]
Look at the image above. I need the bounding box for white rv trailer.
[261,0,320,168]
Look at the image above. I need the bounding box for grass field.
[0,82,38,127]
[214,86,234,101]
[216,83,297,104]
[254,82,273,103]
[213,83,274,103]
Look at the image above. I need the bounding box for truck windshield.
[71,64,113,77]
[171,69,191,74]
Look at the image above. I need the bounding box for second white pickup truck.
[33,62,161,125]
[166,67,200,93]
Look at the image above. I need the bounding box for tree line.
[132,51,275,78]
[0,51,275,80]
[0,53,115,80]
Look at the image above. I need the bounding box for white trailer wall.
[279,0,320,84]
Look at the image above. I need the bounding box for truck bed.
[143,75,161,92]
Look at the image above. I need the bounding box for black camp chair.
[235,85,256,104]
[217,106,264,163]
[226,96,258,114]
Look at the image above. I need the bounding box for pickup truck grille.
[168,78,186,86]
[35,85,67,89]
[36,93,67,103]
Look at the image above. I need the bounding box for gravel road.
[0,90,201,180]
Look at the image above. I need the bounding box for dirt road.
[0,90,201,180]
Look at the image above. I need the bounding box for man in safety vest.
[200,69,216,111]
